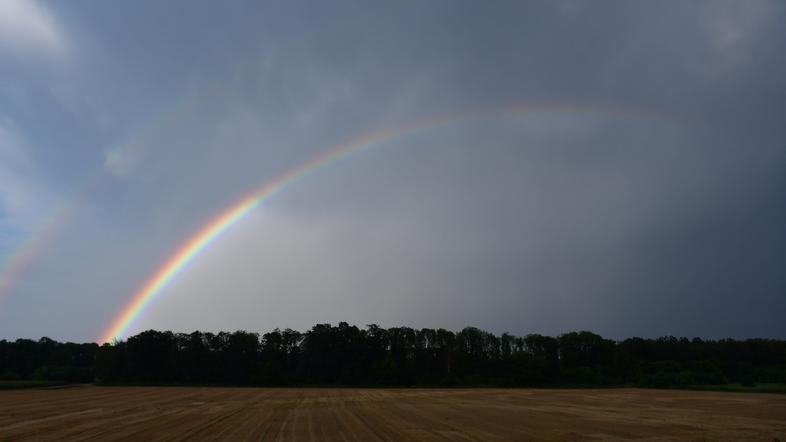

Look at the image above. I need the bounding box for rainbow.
[0,192,87,307]
[0,91,202,309]
[0,218,64,303]
[100,103,670,343]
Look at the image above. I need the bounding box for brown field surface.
[0,387,785,441]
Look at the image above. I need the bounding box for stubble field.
[0,386,785,440]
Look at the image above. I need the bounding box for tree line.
[1,323,785,388]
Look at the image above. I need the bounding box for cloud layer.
[0,0,68,58]
[0,1,785,341]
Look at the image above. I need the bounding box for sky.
[0,0,785,342]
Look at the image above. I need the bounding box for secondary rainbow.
[0,91,202,308]
[0,184,93,306]
[100,103,671,343]
[0,207,74,303]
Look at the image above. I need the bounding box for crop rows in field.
[0,387,785,440]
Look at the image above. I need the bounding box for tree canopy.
[2,324,785,388]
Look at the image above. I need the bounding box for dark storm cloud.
[0,0,784,340]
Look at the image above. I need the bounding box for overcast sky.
[1,0,784,342]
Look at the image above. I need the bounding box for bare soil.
[0,386,784,440]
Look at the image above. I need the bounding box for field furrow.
[0,387,785,440]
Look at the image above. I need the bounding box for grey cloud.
[1,0,784,341]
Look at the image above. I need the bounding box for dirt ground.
[0,387,784,441]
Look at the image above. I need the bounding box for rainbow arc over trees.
[100,104,669,343]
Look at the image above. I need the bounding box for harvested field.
[0,387,784,441]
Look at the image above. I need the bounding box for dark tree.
[5,323,786,389]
